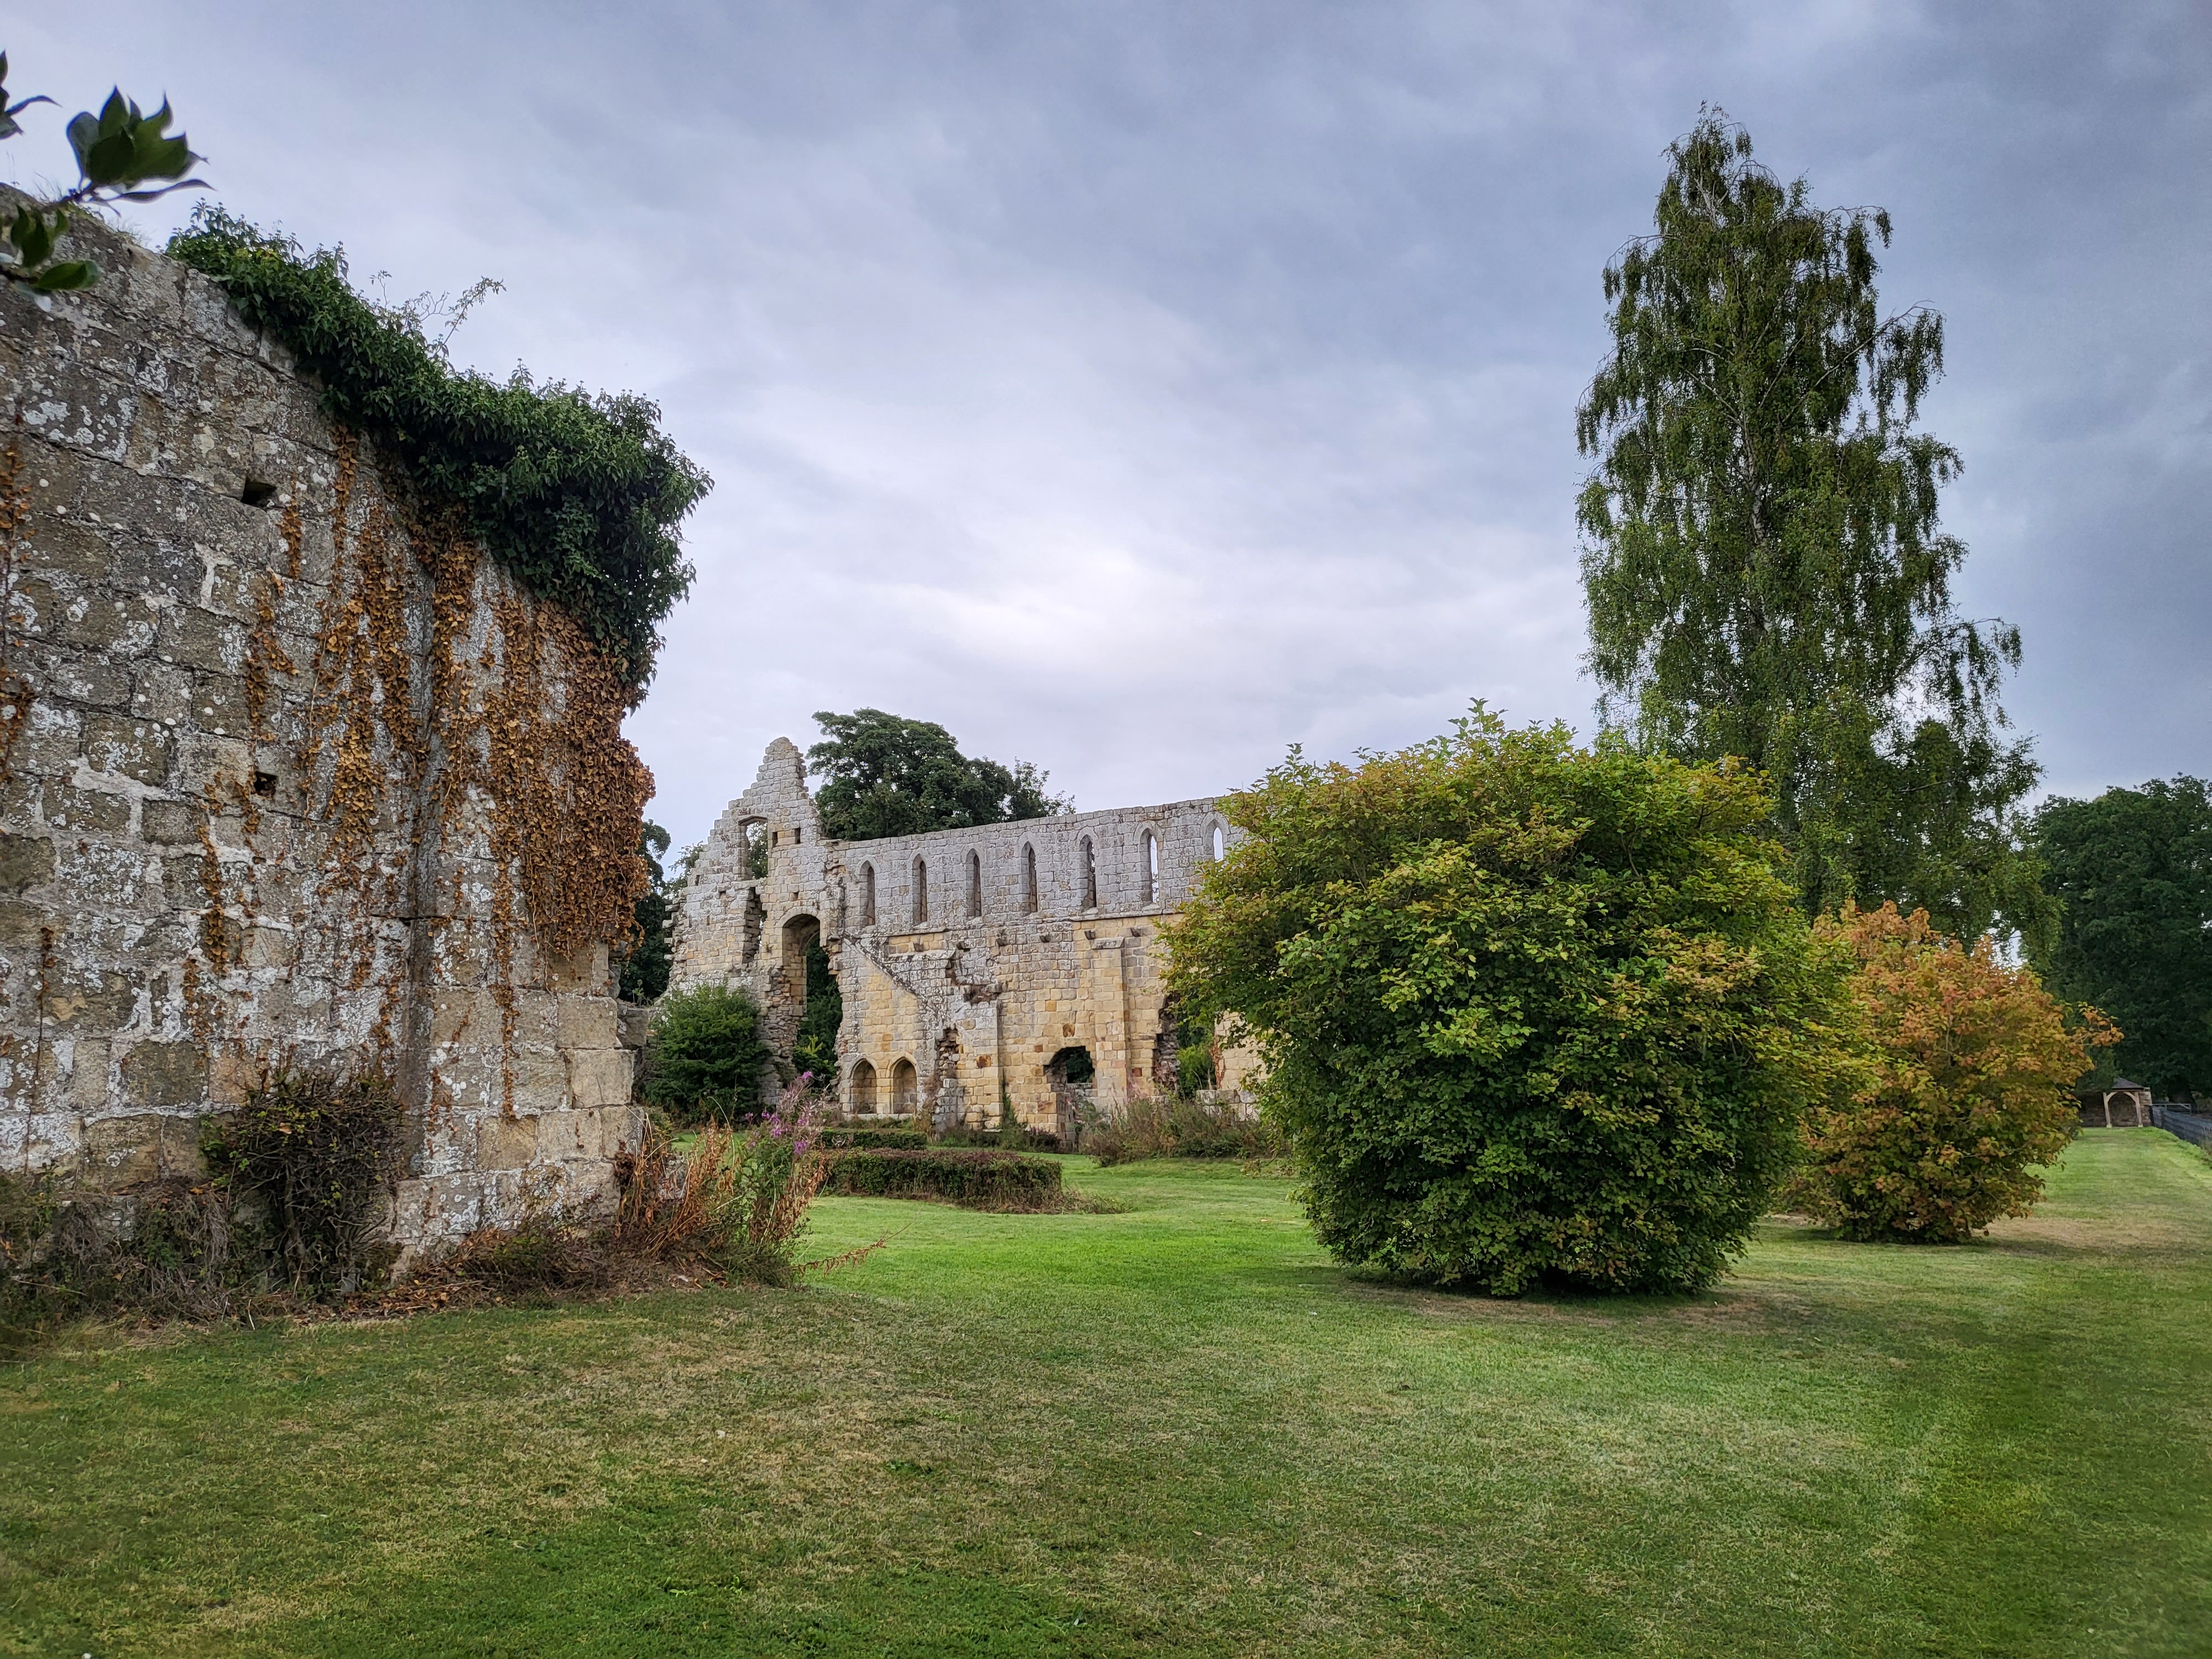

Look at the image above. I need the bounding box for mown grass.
[2,1129,2207,1657]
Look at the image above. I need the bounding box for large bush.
[1796,902,2112,1241]
[1168,709,1849,1295]
[645,983,769,1124]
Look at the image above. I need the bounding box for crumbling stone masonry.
[674,740,1256,1139]
[0,206,645,1260]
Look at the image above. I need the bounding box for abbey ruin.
[0,206,646,1258]
[674,740,1250,1140]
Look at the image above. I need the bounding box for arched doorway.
[780,915,841,1080]
[1046,1045,1094,1144]
[889,1057,919,1115]
[848,1058,878,1115]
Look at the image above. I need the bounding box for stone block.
[566,1047,633,1109]
[476,1112,539,1172]
[82,1112,204,1188]
[164,605,244,676]
[240,925,293,969]
[133,662,194,725]
[550,940,611,993]
[119,1039,206,1107]
[48,972,134,1034]
[83,713,173,786]
[71,1037,111,1108]
[428,988,498,1047]
[46,784,133,836]
[0,833,55,895]
[188,672,251,737]
[534,1110,596,1162]
[0,898,50,949]
[142,799,207,845]
[208,1051,261,1108]
[556,995,619,1050]
[35,650,136,711]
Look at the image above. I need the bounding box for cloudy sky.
[15,2,2208,849]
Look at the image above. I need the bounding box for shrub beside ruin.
[823,1149,1066,1211]
[1793,902,2114,1241]
[644,983,770,1125]
[1170,709,1853,1296]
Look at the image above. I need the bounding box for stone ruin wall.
[673,739,1255,1139]
[0,208,644,1258]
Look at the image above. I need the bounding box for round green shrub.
[1169,709,1850,1295]
[645,983,769,1124]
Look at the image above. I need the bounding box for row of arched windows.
[847,1056,917,1114]
[853,823,1224,928]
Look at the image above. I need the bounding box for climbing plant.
[166,204,710,691]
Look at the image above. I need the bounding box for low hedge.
[822,1149,1063,1211]
[818,1126,927,1151]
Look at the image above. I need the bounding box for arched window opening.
[913,858,929,924]
[1079,836,1097,910]
[889,1057,919,1114]
[1141,830,1157,904]
[1211,823,1225,862]
[1021,844,1038,913]
[966,849,982,918]
[860,863,876,926]
[1046,1046,1095,1146]
[848,1058,878,1114]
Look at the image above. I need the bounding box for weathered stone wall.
[0,206,643,1258]
[673,740,1255,1138]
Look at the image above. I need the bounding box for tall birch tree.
[1576,112,2043,939]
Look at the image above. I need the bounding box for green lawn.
[3,1130,2207,1657]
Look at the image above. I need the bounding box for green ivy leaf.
[30,259,98,293]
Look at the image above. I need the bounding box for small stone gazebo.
[2080,1079,2154,1129]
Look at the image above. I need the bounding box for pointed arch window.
[966,849,982,917]
[860,862,876,927]
[1141,829,1157,904]
[1021,843,1038,913]
[1211,823,1225,862]
[1079,834,1097,910]
[913,857,929,924]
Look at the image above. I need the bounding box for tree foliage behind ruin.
[806,708,1066,841]
[167,205,709,692]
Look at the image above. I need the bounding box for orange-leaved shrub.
[1797,902,2117,1242]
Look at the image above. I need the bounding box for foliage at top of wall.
[167,204,711,691]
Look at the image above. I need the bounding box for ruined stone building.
[1,207,646,1258]
[673,740,1250,1139]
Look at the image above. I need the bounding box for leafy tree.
[618,821,676,1003]
[2030,778,2212,1095]
[0,51,207,293]
[1167,707,1851,1296]
[806,709,1065,842]
[644,983,769,1125]
[1577,111,2042,940]
[1796,903,2114,1241]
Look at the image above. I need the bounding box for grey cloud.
[15,0,2206,844]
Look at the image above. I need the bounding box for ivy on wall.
[167,205,711,692]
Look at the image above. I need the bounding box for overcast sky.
[15,2,2208,849]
